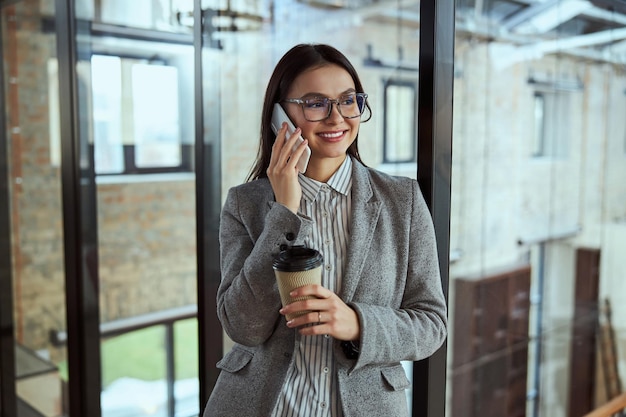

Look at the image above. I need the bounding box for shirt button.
[321,402,327,408]
[285,232,295,241]
[325,264,331,271]
[323,367,329,373]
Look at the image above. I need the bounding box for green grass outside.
[57,318,199,388]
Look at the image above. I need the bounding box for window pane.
[450,0,626,416]
[533,92,545,157]
[92,55,124,174]
[174,318,199,416]
[101,326,167,416]
[2,3,68,416]
[132,63,182,168]
[384,82,416,163]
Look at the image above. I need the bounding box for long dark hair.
[246,43,372,181]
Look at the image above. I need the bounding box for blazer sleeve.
[216,184,313,347]
[345,179,447,372]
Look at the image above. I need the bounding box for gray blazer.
[204,158,447,417]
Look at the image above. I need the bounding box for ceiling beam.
[509,0,593,34]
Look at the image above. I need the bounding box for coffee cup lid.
[272,246,323,272]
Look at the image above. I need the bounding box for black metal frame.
[56,0,103,416]
[0,3,17,416]
[414,0,455,416]
[194,0,223,410]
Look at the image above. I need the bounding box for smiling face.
[283,64,361,179]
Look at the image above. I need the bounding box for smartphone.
[271,103,311,173]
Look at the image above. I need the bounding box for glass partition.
[74,0,199,415]
[449,0,626,416]
[1,2,68,416]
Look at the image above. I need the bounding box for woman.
[203,43,447,417]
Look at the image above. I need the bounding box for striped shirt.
[272,156,353,417]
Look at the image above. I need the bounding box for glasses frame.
[283,92,368,122]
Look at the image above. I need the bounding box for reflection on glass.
[451,0,626,416]
[2,3,68,416]
[100,0,192,32]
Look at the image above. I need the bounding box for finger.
[289,284,330,300]
[291,309,319,324]
[287,137,308,171]
[282,129,306,169]
[295,311,332,336]
[269,124,288,165]
[280,298,322,318]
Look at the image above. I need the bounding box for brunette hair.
[246,43,371,181]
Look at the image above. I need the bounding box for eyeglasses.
[283,92,368,122]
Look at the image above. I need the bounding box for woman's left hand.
[279,284,360,341]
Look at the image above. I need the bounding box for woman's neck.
[305,155,347,183]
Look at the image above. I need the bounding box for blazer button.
[285,232,295,241]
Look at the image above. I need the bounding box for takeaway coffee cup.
[272,246,323,320]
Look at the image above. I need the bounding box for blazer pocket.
[381,365,411,391]
[216,347,253,373]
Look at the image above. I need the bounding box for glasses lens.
[338,94,363,118]
[301,93,367,121]
[302,98,329,121]
[355,93,367,113]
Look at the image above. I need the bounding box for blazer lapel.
[340,160,382,302]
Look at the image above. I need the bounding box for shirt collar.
[299,156,353,203]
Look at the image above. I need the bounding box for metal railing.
[51,304,198,417]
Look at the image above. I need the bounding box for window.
[383,79,417,164]
[531,90,572,158]
[532,92,546,157]
[91,54,190,175]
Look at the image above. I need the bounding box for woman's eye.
[305,99,326,109]
[340,95,356,105]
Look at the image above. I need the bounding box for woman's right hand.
[267,123,308,213]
